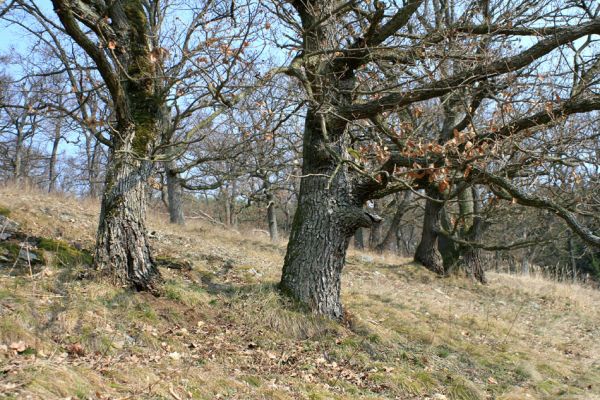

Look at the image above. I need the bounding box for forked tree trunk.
[414,188,445,274]
[94,129,160,290]
[166,164,185,225]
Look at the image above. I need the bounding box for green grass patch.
[37,238,92,266]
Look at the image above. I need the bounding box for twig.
[189,210,226,226]
[501,303,525,346]
[168,384,183,400]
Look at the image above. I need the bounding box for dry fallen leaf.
[9,341,27,353]
[66,343,85,357]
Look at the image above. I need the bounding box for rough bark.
[280,112,377,319]
[414,188,445,274]
[94,130,159,290]
[438,187,487,283]
[51,0,165,290]
[279,0,391,318]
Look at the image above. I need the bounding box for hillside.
[0,186,599,400]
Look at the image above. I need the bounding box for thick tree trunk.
[94,134,159,290]
[280,111,376,319]
[281,174,371,318]
[166,163,185,225]
[438,207,459,272]
[414,189,445,274]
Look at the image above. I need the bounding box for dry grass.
[1,184,599,399]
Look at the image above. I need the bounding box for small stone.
[360,255,374,263]
[0,215,19,241]
[18,248,39,262]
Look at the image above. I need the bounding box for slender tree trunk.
[414,188,445,274]
[265,182,279,242]
[48,119,61,193]
[223,186,232,226]
[376,192,411,253]
[521,256,530,275]
[368,200,384,249]
[87,135,102,198]
[166,163,185,225]
[464,187,486,283]
[568,237,577,281]
[375,207,401,253]
[94,130,159,290]
[13,129,23,181]
[230,180,238,227]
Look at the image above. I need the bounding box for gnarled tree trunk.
[280,111,377,319]
[94,126,159,290]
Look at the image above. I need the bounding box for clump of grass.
[0,205,11,216]
[0,241,21,259]
[448,377,484,400]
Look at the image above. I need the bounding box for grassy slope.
[0,186,599,400]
